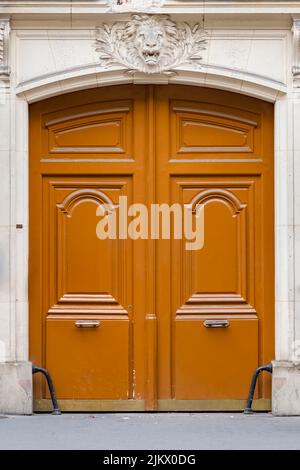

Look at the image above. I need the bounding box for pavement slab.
[0,413,300,450]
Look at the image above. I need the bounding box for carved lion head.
[95,13,206,75]
[123,15,178,70]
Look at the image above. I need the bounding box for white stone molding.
[1,2,300,16]
[14,28,288,95]
[274,96,295,361]
[293,20,300,88]
[95,14,207,75]
[0,18,10,81]
[15,64,286,104]
[106,0,165,12]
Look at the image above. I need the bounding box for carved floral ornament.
[95,14,207,75]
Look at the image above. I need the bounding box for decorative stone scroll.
[293,20,300,88]
[0,18,10,81]
[95,14,207,75]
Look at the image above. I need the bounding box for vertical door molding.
[144,85,158,410]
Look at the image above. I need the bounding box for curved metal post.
[32,365,61,415]
[244,363,273,414]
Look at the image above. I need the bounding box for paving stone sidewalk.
[0,412,300,450]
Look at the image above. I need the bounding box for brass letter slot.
[75,320,100,329]
[203,319,230,328]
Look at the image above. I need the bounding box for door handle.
[75,320,100,329]
[203,319,230,328]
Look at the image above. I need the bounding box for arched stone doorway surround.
[2,63,293,415]
[0,3,299,413]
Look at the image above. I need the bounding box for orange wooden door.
[155,86,274,410]
[29,85,274,411]
[30,85,149,410]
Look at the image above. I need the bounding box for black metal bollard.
[32,365,61,415]
[244,363,273,414]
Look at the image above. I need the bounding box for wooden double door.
[30,85,274,411]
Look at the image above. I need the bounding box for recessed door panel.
[170,100,261,159]
[43,100,133,158]
[172,177,257,316]
[175,316,258,399]
[44,177,132,315]
[46,316,129,399]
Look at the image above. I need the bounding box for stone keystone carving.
[107,0,165,12]
[95,14,207,75]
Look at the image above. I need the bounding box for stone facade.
[0,0,300,415]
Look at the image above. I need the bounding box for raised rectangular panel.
[172,178,257,315]
[49,116,124,152]
[44,177,132,315]
[174,316,258,399]
[170,101,260,160]
[46,316,129,399]
[179,117,253,151]
[43,101,133,159]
